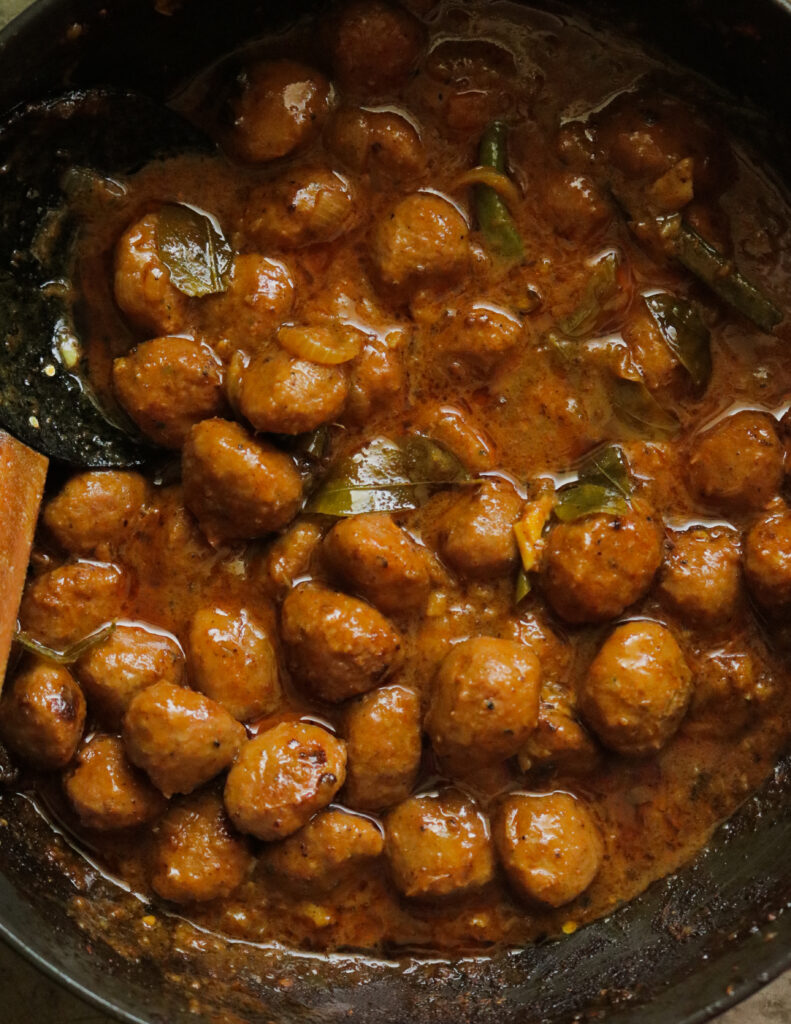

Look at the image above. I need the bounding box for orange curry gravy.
[6,0,791,956]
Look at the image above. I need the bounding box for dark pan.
[1,1,791,1021]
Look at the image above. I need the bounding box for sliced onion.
[453,166,521,211]
[276,323,363,365]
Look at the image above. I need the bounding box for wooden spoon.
[0,430,47,688]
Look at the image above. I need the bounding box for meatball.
[542,507,663,624]
[0,660,85,770]
[150,791,252,903]
[18,561,130,648]
[42,471,149,557]
[343,684,422,810]
[123,681,245,796]
[326,107,425,183]
[518,681,600,776]
[245,167,358,250]
[188,605,281,721]
[744,507,791,610]
[233,347,349,435]
[200,254,295,350]
[417,39,516,134]
[326,0,425,95]
[412,403,495,473]
[436,479,523,580]
[113,336,226,450]
[322,513,430,614]
[384,789,495,900]
[182,419,302,545]
[372,193,470,291]
[281,583,402,702]
[227,60,331,163]
[344,336,406,425]
[265,807,384,890]
[426,638,541,772]
[579,620,693,756]
[494,792,603,907]
[64,735,166,831]
[260,519,325,599]
[224,721,347,840]
[543,171,611,240]
[688,411,783,512]
[434,303,522,375]
[76,624,185,729]
[686,646,774,737]
[114,212,191,334]
[658,527,742,626]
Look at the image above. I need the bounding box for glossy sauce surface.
[4,0,791,957]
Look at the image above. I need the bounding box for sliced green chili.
[475,121,524,264]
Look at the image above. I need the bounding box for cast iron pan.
[1,1,791,1021]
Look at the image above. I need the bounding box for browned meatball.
[744,507,791,610]
[181,419,302,545]
[64,735,166,831]
[434,303,522,375]
[150,791,253,903]
[245,167,359,250]
[42,472,149,557]
[542,506,663,624]
[0,661,85,770]
[18,561,130,648]
[281,583,402,702]
[200,254,295,350]
[344,337,406,426]
[372,193,470,291]
[113,337,226,450]
[658,527,742,626]
[123,681,245,796]
[686,645,774,738]
[494,792,603,907]
[426,638,541,772]
[326,107,425,183]
[579,621,693,756]
[265,807,384,890]
[343,684,422,810]
[417,38,516,134]
[518,681,600,776]
[543,171,611,239]
[227,60,331,163]
[114,212,191,334]
[75,624,185,729]
[322,513,430,614]
[384,789,495,900]
[326,0,425,95]
[260,519,325,599]
[688,411,783,511]
[224,721,346,840]
[233,347,349,435]
[436,479,523,580]
[188,605,281,721]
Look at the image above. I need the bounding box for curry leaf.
[306,435,469,517]
[577,443,631,498]
[515,567,531,603]
[558,250,621,339]
[644,292,712,389]
[609,375,681,439]
[156,204,232,297]
[554,482,630,522]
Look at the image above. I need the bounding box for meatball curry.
[2,0,791,957]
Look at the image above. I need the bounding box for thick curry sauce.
[3,0,791,957]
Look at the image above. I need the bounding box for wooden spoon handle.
[0,431,48,688]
